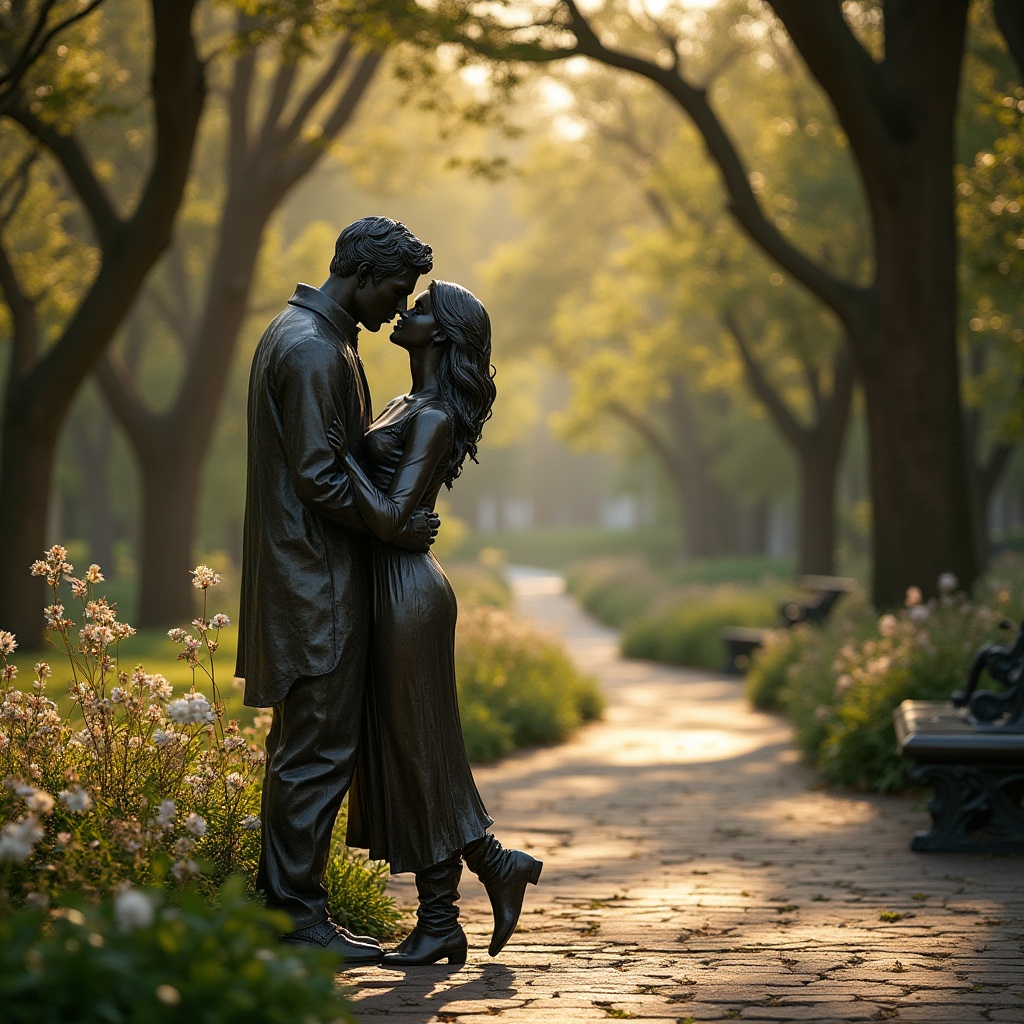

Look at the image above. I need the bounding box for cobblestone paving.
[346,569,1024,1024]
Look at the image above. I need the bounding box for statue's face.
[389,289,438,350]
[355,266,421,331]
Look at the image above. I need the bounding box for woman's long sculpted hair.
[430,280,496,488]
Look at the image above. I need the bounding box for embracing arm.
[335,408,451,544]
[277,341,367,533]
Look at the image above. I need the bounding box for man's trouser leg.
[257,663,362,930]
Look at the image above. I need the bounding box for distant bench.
[893,620,1024,853]
[721,574,856,674]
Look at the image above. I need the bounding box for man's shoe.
[381,924,468,967]
[336,924,381,948]
[281,919,382,966]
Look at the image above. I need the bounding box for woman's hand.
[326,418,348,460]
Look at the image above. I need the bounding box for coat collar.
[288,283,360,350]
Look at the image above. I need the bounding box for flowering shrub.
[747,569,1023,792]
[456,606,604,762]
[0,547,263,906]
[0,546,397,941]
[0,877,354,1023]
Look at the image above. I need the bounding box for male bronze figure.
[235,216,435,964]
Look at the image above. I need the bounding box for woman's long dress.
[345,395,492,874]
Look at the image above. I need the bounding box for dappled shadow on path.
[348,570,1024,1023]
[344,961,519,1022]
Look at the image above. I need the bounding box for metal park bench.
[893,619,1024,853]
[721,575,856,674]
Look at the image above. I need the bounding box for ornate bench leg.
[908,763,1024,853]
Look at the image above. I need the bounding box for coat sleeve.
[341,407,452,543]
[276,340,368,533]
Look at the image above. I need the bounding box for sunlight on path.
[346,569,1024,1024]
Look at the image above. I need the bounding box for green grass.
[455,525,682,570]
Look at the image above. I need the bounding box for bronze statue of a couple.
[235,216,541,967]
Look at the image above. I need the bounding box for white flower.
[0,631,16,656]
[0,816,45,862]
[166,694,214,727]
[59,786,93,813]
[172,837,195,856]
[191,565,221,590]
[154,799,176,829]
[85,564,104,584]
[147,675,173,700]
[878,614,898,639]
[210,613,231,629]
[166,628,189,644]
[938,572,959,595]
[19,786,55,815]
[114,888,155,931]
[225,772,245,790]
[171,858,200,882]
[184,813,206,837]
[834,674,854,698]
[241,814,261,831]
[909,605,930,625]
[109,687,126,703]
[905,586,923,607]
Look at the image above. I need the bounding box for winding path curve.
[347,568,1024,1024]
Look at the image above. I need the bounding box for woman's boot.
[463,833,542,957]
[382,854,467,966]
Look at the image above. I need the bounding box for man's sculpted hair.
[330,215,433,282]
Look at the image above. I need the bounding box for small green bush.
[565,557,665,627]
[456,607,604,761]
[445,551,513,610]
[764,570,1023,793]
[744,627,812,711]
[324,808,401,938]
[0,877,353,1024]
[622,586,783,670]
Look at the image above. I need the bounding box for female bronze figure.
[328,281,542,966]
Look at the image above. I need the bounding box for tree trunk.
[72,400,117,571]
[0,0,204,645]
[0,413,59,647]
[861,156,975,605]
[136,434,202,626]
[795,443,841,576]
[664,379,742,560]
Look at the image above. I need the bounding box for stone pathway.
[345,569,1024,1024]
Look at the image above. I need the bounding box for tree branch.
[765,0,911,151]
[259,50,299,149]
[994,0,1024,83]
[6,98,122,247]
[282,48,381,185]
[722,309,807,452]
[95,342,159,450]
[0,0,108,112]
[606,397,682,479]
[228,21,256,177]
[0,229,39,376]
[554,0,869,334]
[279,32,355,149]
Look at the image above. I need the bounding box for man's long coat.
[235,284,372,708]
